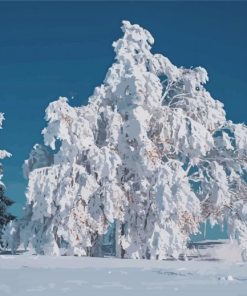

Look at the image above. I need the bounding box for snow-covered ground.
[0,241,246,296]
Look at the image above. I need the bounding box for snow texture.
[0,241,246,296]
[4,21,247,259]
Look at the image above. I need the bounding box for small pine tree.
[0,113,14,242]
[0,175,15,229]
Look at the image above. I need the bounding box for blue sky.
[0,2,246,239]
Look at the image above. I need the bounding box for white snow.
[0,244,247,296]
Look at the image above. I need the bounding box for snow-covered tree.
[12,21,247,259]
[0,113,14,240]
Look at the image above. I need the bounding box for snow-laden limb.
[0,150,11,160]
[23,144,53,179]
[1,220,20,253]
[12,21,247,259]
[0,114,11,160]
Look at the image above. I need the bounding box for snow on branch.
[7,21,247,260]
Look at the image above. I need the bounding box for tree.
[9,21,247,259]
[0,113,14,241]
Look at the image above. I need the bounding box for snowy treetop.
[0,113,11,160]
[6,21,247,260]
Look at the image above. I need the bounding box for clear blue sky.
[0,2,246,239]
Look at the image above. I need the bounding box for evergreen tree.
[0,113,14,240]
[0,176,15,231]
[7,21,247,259]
